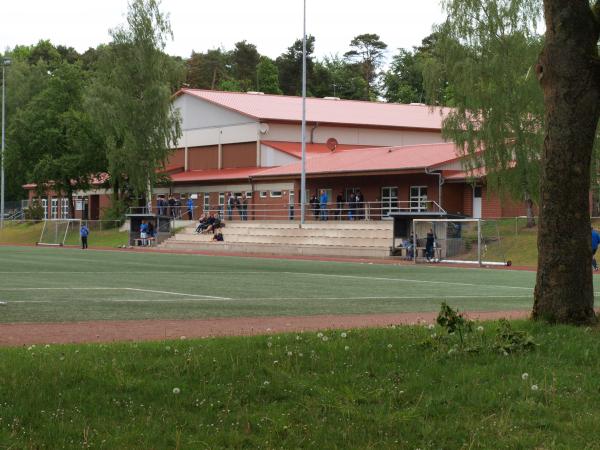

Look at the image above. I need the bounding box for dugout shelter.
[126,213,172,247]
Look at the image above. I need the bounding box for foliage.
[230,40,260,91]
[428,0,545,224]
[23,200,45,221]
[312,56,368,100]
[185,48,229,89]
[86,0,182,200]
[101,199,128,224]
[7,61,106,215]
[275,35,316,96]
[494,318,537,353]
[256,57,282,94]
[344,33,388,99]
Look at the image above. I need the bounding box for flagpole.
[300,0,307,226]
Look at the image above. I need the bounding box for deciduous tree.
[86,0,182,206]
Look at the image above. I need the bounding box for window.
[288,190,295,206]
[218,193,225,215]
[270,191,282,198]
[51,198,58,219]
[381,187,398,217]
[410,186,428,212]
[344,187,360,202]
[203,193,210,212]
[60,198,70,218]
[41,198,48,220]
[260,191,268,198]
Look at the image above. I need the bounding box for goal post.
[412,218,509,266]
[37,219,82,247]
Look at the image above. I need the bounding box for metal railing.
[128,200,446,222]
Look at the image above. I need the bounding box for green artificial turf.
[1,321,600,448]
[0,245,544,323]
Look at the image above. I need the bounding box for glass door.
[410,186,428,212]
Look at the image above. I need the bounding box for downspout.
[310,122,319,144]
[425,168,444,213]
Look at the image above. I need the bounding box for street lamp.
[300,0,307,225]
[1,57,10,229]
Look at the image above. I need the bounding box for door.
[381,187,398,218]
[89,195,100,220]
[473,186,482,219]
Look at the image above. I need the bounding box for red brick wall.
[222,142,257,168]
[462,185,473,217]
[441,183,464,215]
[188,146,218,170]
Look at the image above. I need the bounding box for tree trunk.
[525,192,536,228]
[533,0,600,324]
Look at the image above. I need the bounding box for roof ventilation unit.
[323,96,341,100]
[247,91,265,95]
[409,102,426,106]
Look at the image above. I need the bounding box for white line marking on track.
[282,272,534,291]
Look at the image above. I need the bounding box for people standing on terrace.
[319,189,328,221]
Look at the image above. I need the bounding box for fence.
[129,200,447,222]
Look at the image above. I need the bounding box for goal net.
[37,219,81,247]
[412,218,509,266]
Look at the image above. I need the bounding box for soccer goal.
[37,219,81,247]
[412,218,510,266]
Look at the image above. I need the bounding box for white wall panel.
[260,145,298,167]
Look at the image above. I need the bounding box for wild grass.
[0,222,128,247]
[1,320,599,449]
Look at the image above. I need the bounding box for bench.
[416,247,442,261]
[134,238,155,247]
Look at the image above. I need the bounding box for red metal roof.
[253,142,461,178]
[261,141,375,158]
[169,167,267,183]
[177,89,450,131]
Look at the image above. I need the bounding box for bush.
[24,201,45,222]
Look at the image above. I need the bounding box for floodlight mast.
[0,58,10,229]
[300,0,307,225]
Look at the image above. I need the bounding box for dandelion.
[172,387,181,395]
[299,353,304,357]
[322,336,329,342]
[521,373,529,381]
[296,335,301,341]
[477,326,484,332]
[267,342,272,348]
[273,360,279,365]
[287,351,293,357]
[427,324,435,330]
[531,384,539,391]
[340,332,347,338]
[263,381,270,386]
[317,332,324,338]
[448,348,457,355]
[431,333,437,338]
[45,344,50,348]
[387,344,393,349]
[180,336,186,340]
[165,346,171,351]
[344,346,350,351]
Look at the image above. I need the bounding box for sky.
[0,0,446,60]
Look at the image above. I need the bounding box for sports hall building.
[26,89,532,220]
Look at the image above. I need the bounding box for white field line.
[124,288,230,300]
[0,271,268,274]
[0,287,231,300]
[238,295,533,300]
[282,272,534,291]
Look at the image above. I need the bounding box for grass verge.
[1,320,599,448]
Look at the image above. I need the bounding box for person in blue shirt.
[592,227,600,270]
[80,224,90,249]
[187,197,194,220]
[319,189,328,221]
